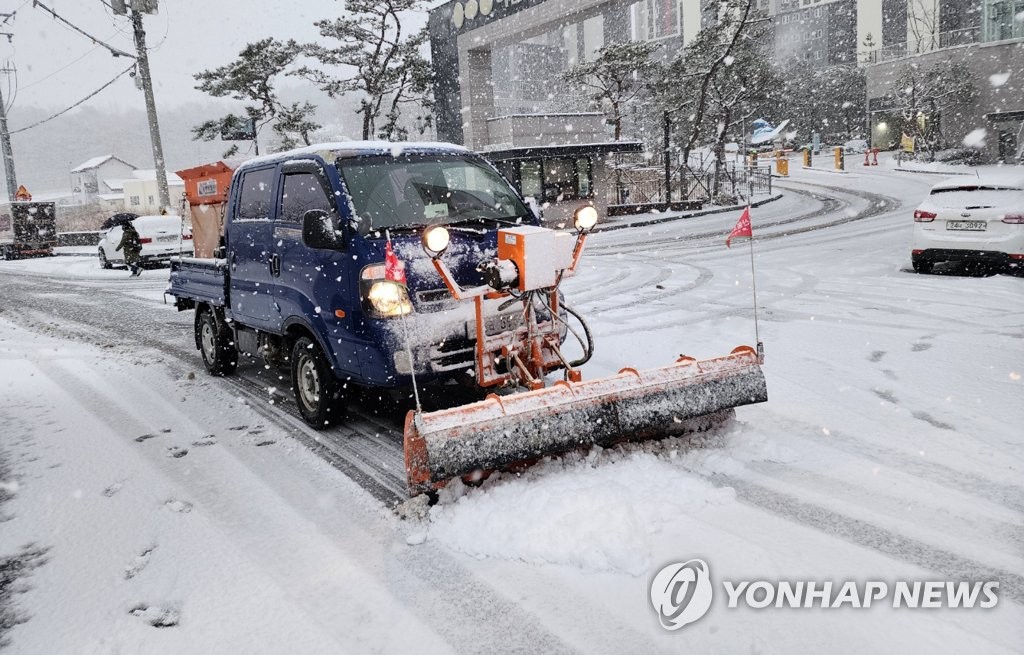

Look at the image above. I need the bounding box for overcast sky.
[1,0,354,113]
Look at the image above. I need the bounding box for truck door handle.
[270,254,281,277]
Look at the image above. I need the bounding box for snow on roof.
[129,169,185,184]
[70,155,135,173]
[97,193,124,201]
[931,170,1024,191]
[103,179,127,192]
[239,141,469,168]
[486,112,604,121]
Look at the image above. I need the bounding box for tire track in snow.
[27,337,593,654]
[710,473,1024,604]
[757,412,1024,516]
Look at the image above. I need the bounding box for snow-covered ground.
[1,166,1022,653]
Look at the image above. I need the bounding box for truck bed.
[168,257,228,308]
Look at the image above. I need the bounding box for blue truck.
[167,142,543,428]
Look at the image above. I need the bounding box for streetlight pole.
[129,9,170,210]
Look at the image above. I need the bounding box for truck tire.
[98,248,112,269]
[195,308,237,376]
[291,336,342,429]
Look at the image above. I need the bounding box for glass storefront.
[495,157,594,204]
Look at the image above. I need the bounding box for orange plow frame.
[404,345,767,496]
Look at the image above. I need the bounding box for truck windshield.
[337,154,530,230]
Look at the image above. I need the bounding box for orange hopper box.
[175,161,238,259]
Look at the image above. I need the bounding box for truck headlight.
[573,205,598,232]
[365,280,412,318]
[422,225,450,258]
[359,263,413,318]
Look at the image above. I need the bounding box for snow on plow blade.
[404,346,767,496]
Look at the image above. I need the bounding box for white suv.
[912,174,1024,274]
[98,215,193,269]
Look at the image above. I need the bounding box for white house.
[123,170,186,214]
[69,155,136,206]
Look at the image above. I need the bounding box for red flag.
[384,238,407,285]
[726,206,752,248]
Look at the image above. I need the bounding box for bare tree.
[562,41,662,141]
[660,0,760,173]
[907,0,940,53]
[887,60,976,157]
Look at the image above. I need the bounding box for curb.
[799,166,850,175]
[891,167,971,176]
[595,194,784,233]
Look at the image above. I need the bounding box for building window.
[514,158,593,203]
[129,195,140,206]
[280,173,333,223]
[632,0,680,40]
[983,0,1024,42]
[147,195,155,206]
[236,167,277,220]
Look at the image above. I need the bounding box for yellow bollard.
[834,147,845,171]
[803,148,812,168]
[775,152,789,176]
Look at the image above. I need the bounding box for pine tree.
[298,0,434,141]
[192,38,320,156]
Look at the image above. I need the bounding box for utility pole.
[128,8,170,210]
[663,110,671,206]
[0,65,17,200]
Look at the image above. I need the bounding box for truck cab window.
[338,154,529,230]
[281,173,333,223]
[237,167,276,220]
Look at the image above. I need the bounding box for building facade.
[862,0,1024,163]
[69,155,136,207]
[429,0,1022,176]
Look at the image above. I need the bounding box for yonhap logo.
[649,558,1001,631]
[649,559,714,630]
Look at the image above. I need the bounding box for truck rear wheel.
[291,336,342,429]
[196,308,237,376]
[98,248,112,269]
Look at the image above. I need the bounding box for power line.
[9,63,135,135]
[31,0,135,59]
[19,33,120,90]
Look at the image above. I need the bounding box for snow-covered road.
[1,165,1022,653]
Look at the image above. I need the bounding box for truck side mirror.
[302,209,337,249]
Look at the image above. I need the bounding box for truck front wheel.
[291,336,342,429]
[196,309,237,376]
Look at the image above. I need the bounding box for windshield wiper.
[447,214,526,228]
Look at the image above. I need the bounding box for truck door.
[274,165,360,376]
[227,165,282,331]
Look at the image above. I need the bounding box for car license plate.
[157,235,178,242]
[482,311,524,336]
[946,220,986,231]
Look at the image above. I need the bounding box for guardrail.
[864,27,982,64]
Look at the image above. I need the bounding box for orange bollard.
[871,148,879,165]
[863,150,870,166]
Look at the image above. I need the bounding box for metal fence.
[608,162,772,213]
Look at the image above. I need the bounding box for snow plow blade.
[404,346,767,496]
